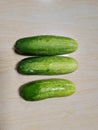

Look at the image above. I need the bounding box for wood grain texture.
[0,0,98,130]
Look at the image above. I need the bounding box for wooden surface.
[0,0,98,130]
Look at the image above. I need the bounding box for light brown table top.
[0,0,98,130]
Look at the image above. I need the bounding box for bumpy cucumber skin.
[15,35,78,55]
[17,56,78,75]
[20,78,76,101]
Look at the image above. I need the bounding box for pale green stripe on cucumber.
[15,35,78,55]
[20,78,76,101]
[17,56,78,75]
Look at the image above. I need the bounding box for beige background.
[0,0,98,130]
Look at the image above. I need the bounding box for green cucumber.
[20,78,76,101]
[17,56,78,75]
[15,35,78,55]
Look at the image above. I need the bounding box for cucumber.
[15,35,78,55]
[20,78,76,101]
[17,56,78,75]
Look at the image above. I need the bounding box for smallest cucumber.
[19,78,76,101]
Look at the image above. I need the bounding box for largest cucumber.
[20,78,76,101]
[15,35,78,55]
[17,56,78,75]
